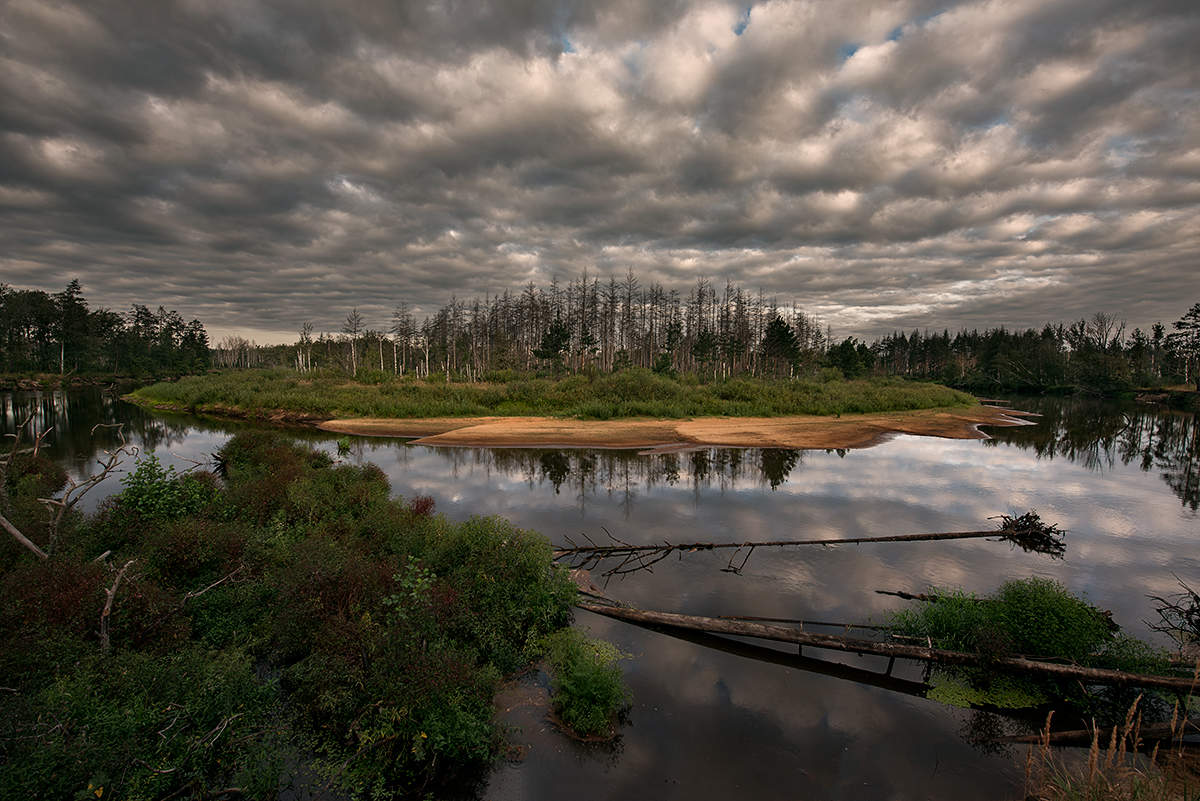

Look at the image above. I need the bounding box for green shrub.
[889,578,1115,661]
[542,628,630,737]
[117,454,218,521]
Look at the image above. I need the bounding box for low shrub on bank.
[129,367,975,420]
[0,431,582,799]
[542,628,630,738]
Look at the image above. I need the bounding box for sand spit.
[317,405,1036,451]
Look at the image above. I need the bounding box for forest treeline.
[0,281,211,377]
[216,274,1200,395]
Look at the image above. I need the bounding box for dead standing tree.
[5,420,133,548]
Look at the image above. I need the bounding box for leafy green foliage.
[0,430,583,799]
[131,367,975,420]
[542,629,630,738]
[890,578,1116,661]
[891,578,1177,718]
[117,454,218,521]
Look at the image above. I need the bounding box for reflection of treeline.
[988,398,1198,510]
[0,390,196,468]
[418,445,812,499]
[0,280,211,376]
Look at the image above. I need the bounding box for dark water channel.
[4,391,1197,800]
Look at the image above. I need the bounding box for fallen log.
[576,600,1200,693]
[556,512,1065,577]
[998,718,1199,747]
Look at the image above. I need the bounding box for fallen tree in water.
[556,511,1065,577]
[574,600,1200,694]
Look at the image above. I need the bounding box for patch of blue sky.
[560,35,575,54]
[838,43,860,62]
[966,113,1010,131]
[1104,135,1141,167]
[733,6,752,36]
[887,8,948,42]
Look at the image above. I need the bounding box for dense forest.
[0,281,210,377]
[216,273,1200,395]
[4,276,1198,394]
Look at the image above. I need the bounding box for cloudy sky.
[2,0,1198,343]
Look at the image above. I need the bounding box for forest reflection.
[2,390,214,477]
[4,390,1196,511]
[985,397,1199,511]
[413,443,825,510]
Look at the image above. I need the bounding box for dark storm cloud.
[1,0,1198,341]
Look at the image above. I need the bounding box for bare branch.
[182,565,245,602]
[0,512,48,560]
[99,559,135,652]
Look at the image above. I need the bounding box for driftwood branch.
[0,512,48,560]
[577,600,1200,693]
[38,423,136,555]
[182,565,245,602]
[99,559,135,651]
[556,512,1064,578]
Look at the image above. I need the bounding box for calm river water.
[4,390,1197,800]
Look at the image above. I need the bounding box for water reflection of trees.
[987,398,1199,511]
[0,391,197,475]
[422,445,809,510]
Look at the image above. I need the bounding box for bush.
[0,429,593,799]
[116,454,219,521]
[542,628,630,737]
[890,578,1115,661]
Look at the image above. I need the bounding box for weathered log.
[576,601,1200,693]
[998,718,1199,746]
[557,529,998,559]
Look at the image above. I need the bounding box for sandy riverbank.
[317,404,1035,451]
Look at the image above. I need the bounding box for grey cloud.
[1,0,1198,341]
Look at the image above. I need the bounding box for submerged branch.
[556,512,1065,577]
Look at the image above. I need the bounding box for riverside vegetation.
[0,430,628,799]
[129,367,975,421]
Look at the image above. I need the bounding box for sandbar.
[317,404,1035,451]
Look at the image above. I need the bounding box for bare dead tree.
[1,412,49,559]
[555,512,1065,579]
[38,423,138,555]
[99,558,135,651]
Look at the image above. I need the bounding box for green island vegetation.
[541,628,630,738]
[0,430,627,799]
[891,579,1200,800]
[889,578,1182,719]
[129,367,975,421]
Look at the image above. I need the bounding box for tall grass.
[130,367,976,420]
[1024,697,1200,801]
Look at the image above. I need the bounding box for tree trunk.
[576,601,1200,693]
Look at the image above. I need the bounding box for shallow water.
[5,390,1197,800]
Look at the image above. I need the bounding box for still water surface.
[4,391,1197,800]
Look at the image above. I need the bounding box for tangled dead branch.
[1148,577,1200,651]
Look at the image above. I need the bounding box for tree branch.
[99,559,135,652]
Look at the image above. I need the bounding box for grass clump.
[0,430,586,799]
[890,577,1117,661]
[542,628,630,739]
[129,367,975,421]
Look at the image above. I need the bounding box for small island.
[126,368,1031,450]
